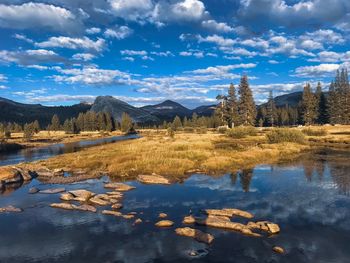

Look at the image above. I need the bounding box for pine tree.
[266,90,277,126]
[33,120,40,133]
[237,75,257,126]
[315,82,327,124]
[215,94,229,126]
[172,116,182,131]
[301,83,317,125]
[226,83,239,128]
[23,123,35,141]
[50,114,61,131]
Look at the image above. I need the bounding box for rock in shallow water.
[205,208,253,219]
[104,182,135,192]
[183,215,196,224]
[40,188,65,194]
[175,227,214,244]
[0,205,23,213]
[159,213,167,218]
[273,246,285,254]
[68,189,95,202]
[50,203,96,212]
[155,220,174,227]
[28,187,39,194]
[137,174,171,185]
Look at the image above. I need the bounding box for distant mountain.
[0,97,91,126]
[273,91,303,107]
[91,96,159,123]
[141,100,192,121]
[192,104,216,116]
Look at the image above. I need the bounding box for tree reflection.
[238,169,254,192]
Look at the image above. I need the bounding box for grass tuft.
[266,128,305,144]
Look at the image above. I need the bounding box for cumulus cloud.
[35,36,105,52]
[86,27,101,35]
[294,63,341,77]
[0,2,83,33]
[0,49,64,66]
[72,53,96,61]
[238,0,350,31]
[201,20,234,33]
[197,34,235,47]
[0,74,7,82]
[104,26,133,39]
[188,63,256,74]
[108,0,154,22]
[13,33,33,44]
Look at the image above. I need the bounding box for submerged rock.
[134,218,143,224]
[159,213,167,218]
[28,187,39,194]
[89,196,110,206]
[123,214,135,219]
[175,227,214,244]
[104,182,135,192]
[50,203,96,212]
[102,210,122,216]
[155,220,174,227]
[273,246,285,254]
[137,174,171,185]
[40,188,65,194]
[0,205,23,213]
[183,215,196,224]
[106,191,123,198]
[111,203,123,209]
[267,223,280,234]
[247,221,280,234]
[205,208,253,219]
[60,192,74,201]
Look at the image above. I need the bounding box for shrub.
[226,126,257,139]
[302,128,327,136]
[266,128,305,144]
[217,126,228,134]
[184,127,195,133]
[196,127,207,134]
[167,127,175,138]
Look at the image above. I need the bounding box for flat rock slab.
[273,246,285,254]
[50,203,96,213]
[40,188,66,194]
[89,196,110,206]
[155,220,174,227]
[159,213,167,218]
[0,166,23,184]
[183,215,196,224]
[137,174,171,185]
[0,205,23,213]
[102,210,122,216]
[205,208,253,219]
[247,221,280,234]
[68,189,95,202]
[175,227,214,244]
[104,183,135,192]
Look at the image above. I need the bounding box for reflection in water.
[0,149,349,262]
[0,134,139,166]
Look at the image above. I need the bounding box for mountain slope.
[0,97,91,126]
[91,96,159,123]
[141,100,192,121]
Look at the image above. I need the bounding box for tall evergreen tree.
[266,90,277,126]
[301,83,317,125]
[121,112,133,133]
[172,116,182,131]
[215,94,229,126]
[315,82,328,124]
[237,75,256,126]
[226,83,239,128]
[50,114,61,131]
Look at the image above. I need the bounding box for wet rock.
[0,205,23,213]
[36,168,54,177]
[90,196,110,206]
[15,167,36,181]
[159,213,167,218]
[40,188,65,194]
[53,169,64,177]
[111,203,123,209]
[183,215,196,224]
[28,187,39,194]
[102,210,122,216]
[196,216,261,237]
[205,208,253,219]
[50,203,96,213]
[134,218,142,224]
[247,221,280,234]
[189,250,198,257]
[104,182,136,192]
[155,220,174,227]
[106,191,123,198]
[60,192,75,201]
[175,227,214,244]
[267,223,280,234]
[68,189,95,202]
[137,174,171,185]
[273,246,285,254]
[123,214,135,219]
[0,166,23,184]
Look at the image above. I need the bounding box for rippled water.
[0,149,349,263]
[0,134,139,166]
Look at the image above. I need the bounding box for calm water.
[0,134,139,166]
[0,149,349,263]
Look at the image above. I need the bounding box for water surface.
[0,149,349,263]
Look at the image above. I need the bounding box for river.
[0,148,349,262]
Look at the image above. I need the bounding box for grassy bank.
[19,125,350,180]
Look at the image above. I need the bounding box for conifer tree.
[226,83,239,128]
[237,75,256,126]
[266,90,277,126]
[301,83,317,125]
[172,116,182,131]
[50,114,61,131]
[121,112,133,133]
[315,82,327,124]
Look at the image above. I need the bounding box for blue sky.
[0,0,350,108]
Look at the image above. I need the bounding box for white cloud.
[201,20,233,33]
[167,0,206,21]
[301,29,345,45]
[299,39,323,50]
[120,50,148,56]
[0,49,64,65]
[150,51,174,57]
[179,51,204,58]
[197,34,235,47]
[53,66,132,85]
[104,26,133,39]
[36,36,105,52]
[108,0,154,22]
[294,63,341,77]
[0,2,82,33]
[188,63,256,74]
[0,85,7,90]
[13,33,33,43]
[0,74,7,82]
[86,27,101,35]
[72,53,96,61]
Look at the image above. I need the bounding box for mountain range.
[0,92,304,125]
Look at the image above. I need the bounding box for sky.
[0,0,350,108]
